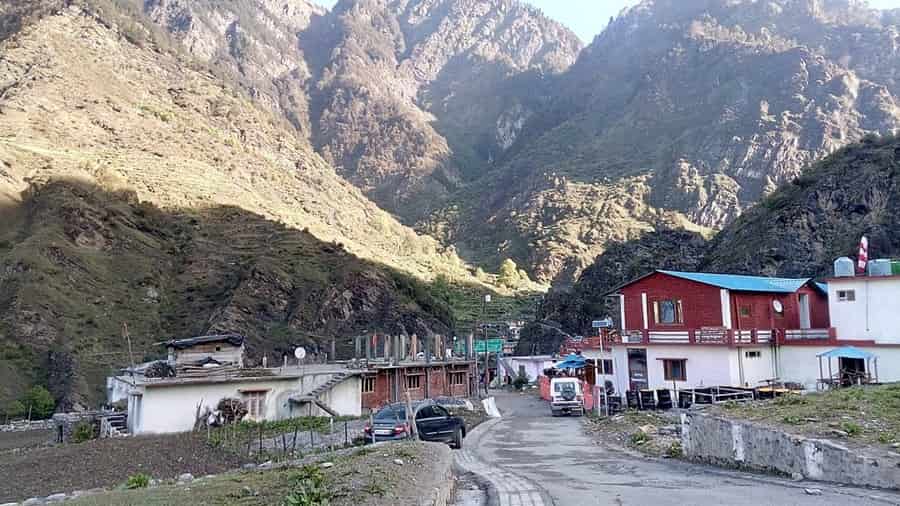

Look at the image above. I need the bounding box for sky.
[313,0,900,43]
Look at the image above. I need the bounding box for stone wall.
[52,412,102,443]
[681,412,900,490]
[0,419,55,432]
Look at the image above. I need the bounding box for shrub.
[126,473,151,489]
[841,421,862,436]
[630,431,649,445]
[283,465,331,506]
[72,422,97,443]
[666,441,683,458]
[512,372,529,391]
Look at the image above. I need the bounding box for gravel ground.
[0,432,245,503]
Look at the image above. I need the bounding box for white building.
[127,365,361,435]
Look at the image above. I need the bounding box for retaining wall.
[681,412,900,490]
[0,419,55,432]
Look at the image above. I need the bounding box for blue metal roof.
[817,346,877,360]
[815,282,829,294]
[658,270,813,293]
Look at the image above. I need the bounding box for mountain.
[0,1,474,408]
[537,133,900,340]
[144,0,582,220]
[430,0,900,286]
[704,133,900,277]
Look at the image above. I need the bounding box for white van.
[550,377,584,416]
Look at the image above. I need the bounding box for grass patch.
[712,384,900,447]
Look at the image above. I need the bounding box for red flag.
[858,236,869,273]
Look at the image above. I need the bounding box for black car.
[364,400,467,449]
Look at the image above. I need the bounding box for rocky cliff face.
[704,133,900,278]
[141,0,582,220]
[431,0,900,285]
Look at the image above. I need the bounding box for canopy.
[817,346,877,360]
[553,354,586,370]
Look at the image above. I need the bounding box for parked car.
[364,400,467,448]
[550,377,584,416]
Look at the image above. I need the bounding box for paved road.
[464,391,900,506]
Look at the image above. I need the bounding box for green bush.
[283,465,331,506]
[126,473,151,489]
[666,441,683,458]
[512,372,529,391]
[72,422,97,443]
[630,431,650,445]
[841,421,862,436]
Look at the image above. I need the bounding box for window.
[745,351,762,359]
[599,359,614,375]
[362,376,376,393]
[653,300,684,325]
[739,306,752,317]
[451,372,466,385]
[406,374,422,389]
[662,359,687,382]
[415,406,435,420]
[838,290,856,302]
[242,390,267,419]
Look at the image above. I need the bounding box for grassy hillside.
[0,180,454,410]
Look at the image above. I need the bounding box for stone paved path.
[455,447,547,506]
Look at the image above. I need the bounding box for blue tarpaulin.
[554,354,586,369]
[817,346,877,360]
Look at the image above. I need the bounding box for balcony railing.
[606,328,835,346]
[558,327,836,354]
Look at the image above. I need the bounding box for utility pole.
[482,294,491,395]
[123,322,135,371]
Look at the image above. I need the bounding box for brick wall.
[361,363,474,411]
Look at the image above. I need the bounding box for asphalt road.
[467,391,900,506]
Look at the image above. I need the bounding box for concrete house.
[126,335,361,435]
[591,270,832,393]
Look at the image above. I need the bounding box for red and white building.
[584,270,834,393]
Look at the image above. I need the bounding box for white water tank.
[868,259,892,277]
[834,257,855,277]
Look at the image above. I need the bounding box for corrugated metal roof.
[658,270,813,293]
[817,346,877,359]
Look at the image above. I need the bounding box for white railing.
[785,329,831,340]
[648,331,691,343]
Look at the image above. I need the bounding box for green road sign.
[473,339,504,353]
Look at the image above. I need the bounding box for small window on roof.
[837,290,856,302]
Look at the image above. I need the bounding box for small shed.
[163,334,246,369]
[817,346,878,390]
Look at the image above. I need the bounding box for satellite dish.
[294,347,307,360]
[772,300,784,314]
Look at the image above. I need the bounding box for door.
[415,405,453,440]
[798,294,811,329]
[627,349,648,391]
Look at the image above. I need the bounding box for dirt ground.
[66,441,448,506]
[585,409,683,458]
[0,428,53,451]
[0,432,245,502]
